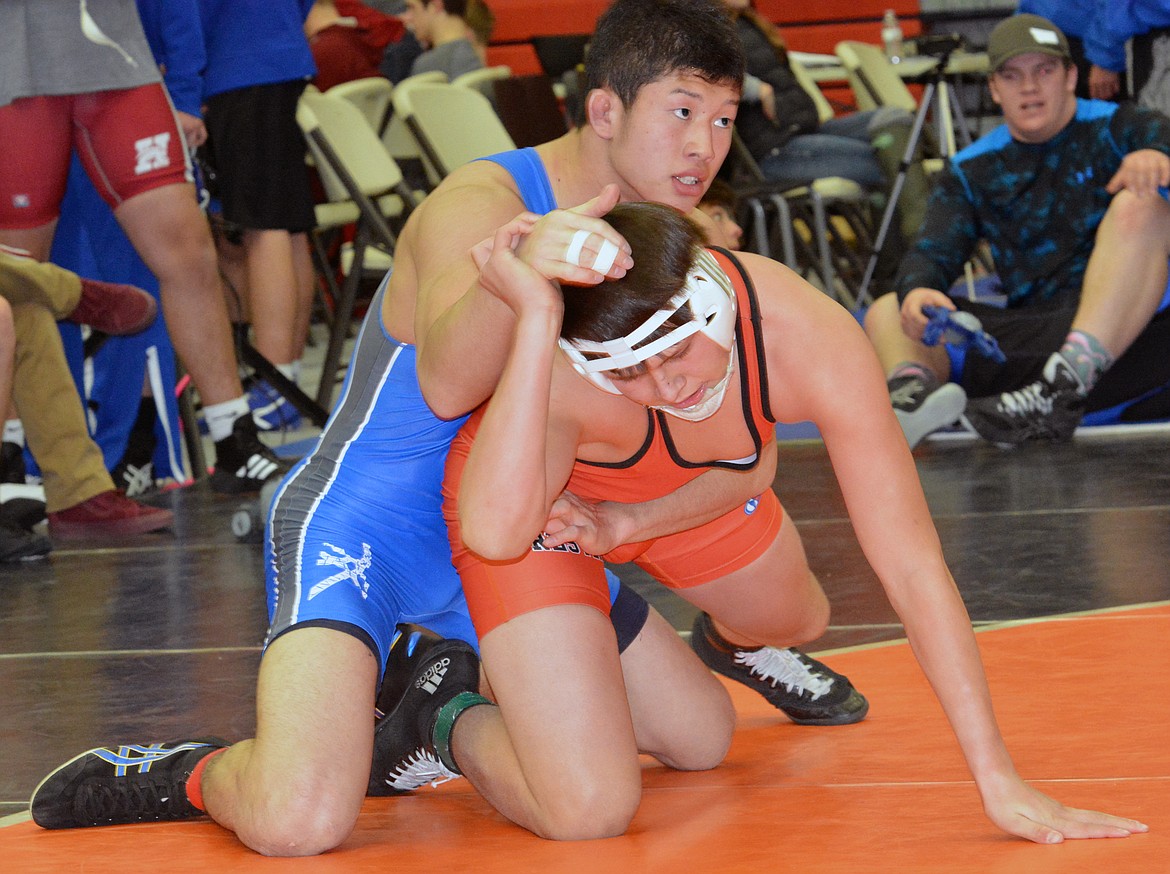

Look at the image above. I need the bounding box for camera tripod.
[858,46,976,301]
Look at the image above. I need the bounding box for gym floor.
[1,429,1168,871]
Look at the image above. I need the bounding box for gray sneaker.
[961,352,1085,447]
[889,375,967,449]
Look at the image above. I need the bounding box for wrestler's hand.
[978,773,1148,844]
[473,214,562,320]
[511,185,634,286]
[176,110,207,149]
[541,490,633,556]
[1106,148,1170,198]
[900,288,954,342]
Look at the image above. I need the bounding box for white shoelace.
[384,748,461,792]
[735,648,834,701]
[996,381,1052,417]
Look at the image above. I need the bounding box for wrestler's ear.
[587,88,620,140]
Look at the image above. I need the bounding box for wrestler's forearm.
[602,438,777,543]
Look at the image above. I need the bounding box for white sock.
[275,360,300,384]
[3,419,24,446]
[204,397,250,442]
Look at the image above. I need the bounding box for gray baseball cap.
[987,14,1071,72]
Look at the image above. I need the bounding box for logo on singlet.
[744,496,760,516]
[133,133,172,175]
[309,542,373,600]
[531,535,599,559]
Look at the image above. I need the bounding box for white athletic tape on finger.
[592,239,620,274]
[565,229,590,267]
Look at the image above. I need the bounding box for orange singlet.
[444,249,783,637]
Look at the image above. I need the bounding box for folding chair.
[384,71,449,190]
[452,65,512,102]
[834,40,918,113]
[395,81,516,181]
[296,89,417,408]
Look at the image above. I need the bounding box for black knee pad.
[611,581,650,653]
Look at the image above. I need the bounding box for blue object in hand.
[921,305,1006,363]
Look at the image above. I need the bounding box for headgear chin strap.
[558,248,736,395]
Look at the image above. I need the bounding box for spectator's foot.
[248,379,303,432]
[368,626,483,796]
[48,490,174,539]
[889,374,967,449]
[209,415,291,495]
[67,279,158,335]
[961,352,1085,448]
[0,515,51,562]
[1,487,47,530]
[690,612,869,725]
[31,739,226,829]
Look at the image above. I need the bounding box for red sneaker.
[48,490,174,539]
[67,279,158,335]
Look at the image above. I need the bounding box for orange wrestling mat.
[5,604,1167,873]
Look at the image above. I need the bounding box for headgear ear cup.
[558,247,738,394]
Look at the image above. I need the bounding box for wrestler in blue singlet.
[264,149,618,674]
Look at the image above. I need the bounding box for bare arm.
[409,177,632,419]
[748,252,1147,842]
[540,438,777,553]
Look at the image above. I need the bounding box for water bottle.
[882,9,904,63]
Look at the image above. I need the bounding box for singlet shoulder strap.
[476,148,557,214]
[708,247,774,425]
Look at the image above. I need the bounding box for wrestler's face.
[606,333,734,416]
[988,52,1077,144]
[603,73,739,212]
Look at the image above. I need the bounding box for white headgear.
[558,248,737,396]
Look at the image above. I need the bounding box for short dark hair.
[561,202,707,348]
[585,0,745,108]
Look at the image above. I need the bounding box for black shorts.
[953,296,1170,418]
[203,80,316,233]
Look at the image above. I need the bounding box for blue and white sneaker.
[248,379,302,432]
[31,739,226,829]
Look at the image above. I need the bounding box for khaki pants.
[1,251,113,511]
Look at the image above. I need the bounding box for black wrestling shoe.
[0,514,50,562]
[961,352,1085,448]
[690,612,869,726]
[209,414,290,495]
[31,739,226,829]
[368,626,481,796]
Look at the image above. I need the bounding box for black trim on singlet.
[577,247,770,474]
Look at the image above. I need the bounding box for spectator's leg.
[113,183,244,408]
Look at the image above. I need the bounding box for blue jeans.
[757,111,885,191]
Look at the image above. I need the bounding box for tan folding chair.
[297,89,417,407]
[452,65,512,101]
[397,81,516,180]
[326,76,394,136]
[834,41,918,113]
[385,71,449,189]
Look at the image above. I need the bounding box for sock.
[275,360,300,384]
[431,691,493,774]
[203,396,251,442]
[889,362,939,392]
[184,747,229,812]
[3,420,24,446]
[1058,330,1113,392]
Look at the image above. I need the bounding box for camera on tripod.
[916,33,965,59]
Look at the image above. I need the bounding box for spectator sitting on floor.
[863,14,1170,450]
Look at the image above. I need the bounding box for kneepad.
[611,582,650,653]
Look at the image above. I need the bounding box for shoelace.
[76,777,189,823]
[735,648,835,701]
[996,381,1053,417]
[384,747,461,792]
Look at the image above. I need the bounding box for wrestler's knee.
[233,769,363,857]
[1103,187,1170,239]
[533,773,642,841]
